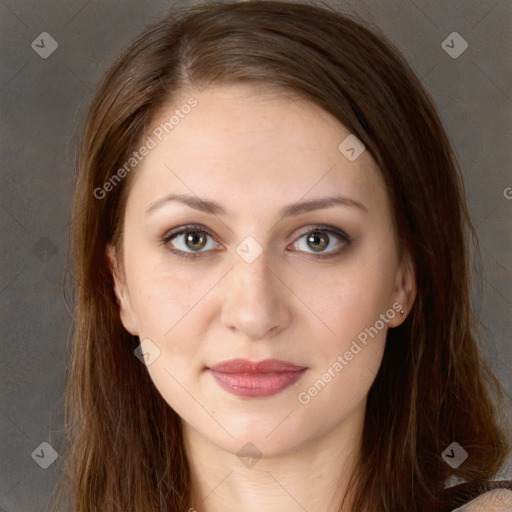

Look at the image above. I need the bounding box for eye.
[290,226,351,257]
[161,224,351,260]
[161,224,221,259]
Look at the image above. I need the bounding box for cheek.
[128,273,207,413]
[287,247,395,396]
[295,320,386,437]
[296,306,388,419]
[291,258,395,344]
[126,258,206,337]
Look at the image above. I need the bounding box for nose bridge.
[232,232,275,289]
[220,241,290,338]
[231,244,277,304]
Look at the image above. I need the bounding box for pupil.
[186,231,206,250]
[308,232,328,251]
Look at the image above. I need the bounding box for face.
[107,84,416,459]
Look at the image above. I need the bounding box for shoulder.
[452,488,512,512]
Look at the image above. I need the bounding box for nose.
[220,248,292,340]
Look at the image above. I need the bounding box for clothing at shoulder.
[452,489,512,512]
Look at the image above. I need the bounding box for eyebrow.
[145,193,367,218]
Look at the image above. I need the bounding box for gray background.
[1,0,511,510]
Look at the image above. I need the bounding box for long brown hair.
[51,1,510,510]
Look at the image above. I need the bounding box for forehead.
[125,84,387,217]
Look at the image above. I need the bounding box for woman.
[52,1,511,510]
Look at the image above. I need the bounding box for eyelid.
[292,224,350,243]
[161,223,351,259]
[162,223,218,243]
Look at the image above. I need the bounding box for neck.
[182,402,365,512]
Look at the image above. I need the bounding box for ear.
[388,250,417,328]
[105,244,139,336]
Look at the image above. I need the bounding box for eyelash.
[160,223,352,260]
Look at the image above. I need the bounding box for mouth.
[206,358,308,398]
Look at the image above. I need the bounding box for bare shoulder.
[453,489,512,512]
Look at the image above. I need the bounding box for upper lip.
[208,358,307,374]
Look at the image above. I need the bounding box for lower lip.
[209,369,307,398]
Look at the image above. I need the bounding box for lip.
[207,359,308,398]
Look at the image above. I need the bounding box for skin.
[107,84,417,512]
